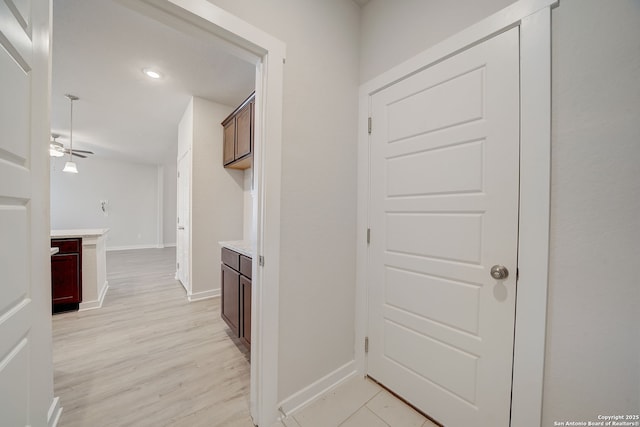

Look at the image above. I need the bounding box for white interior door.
[367,28,520,426]
[176,151,190,292]
[0,0,53,425]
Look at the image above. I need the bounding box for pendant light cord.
[69,96,73,161]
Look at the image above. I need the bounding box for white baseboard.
[79,282,109,311]
[278,360,358,417]
[106,244,162,252]
[187,288,220,302]
[47,397,62,427]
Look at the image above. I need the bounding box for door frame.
[355,1,556,426]
[115,1,285,425]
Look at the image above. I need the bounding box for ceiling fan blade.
[64,149,93,157]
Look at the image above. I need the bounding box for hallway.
[52,248,253,426]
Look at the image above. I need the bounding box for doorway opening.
[50,0,285,425]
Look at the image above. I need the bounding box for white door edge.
[354,1,554,426]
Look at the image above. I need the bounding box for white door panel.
[0,0,51,424]
[386,139,484,197]
[368,28,520,426]
[0,207,28,313]
[386,67,484,142]
[0,43,30,160]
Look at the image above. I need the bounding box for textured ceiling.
[52,0,256,165]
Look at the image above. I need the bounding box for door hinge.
[365,336,369,353]
[368,117,372,135]
[367,228,371,245]
[259,255,264,267]
[516,268,519,281]
[177,171,180,178]
[177,262,180,270]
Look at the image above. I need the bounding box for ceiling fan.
[51,94,95,174]
[49,133,94,158]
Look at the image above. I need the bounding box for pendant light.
[63,94,79,173]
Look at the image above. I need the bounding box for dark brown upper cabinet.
[222,92,255,170]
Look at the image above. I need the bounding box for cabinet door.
[223,118,236,165]
[51,254,81,304]
[235,103,252,160]
[221,264,240,336]
[240,275,251,349]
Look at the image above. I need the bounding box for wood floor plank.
[53,248,253,427]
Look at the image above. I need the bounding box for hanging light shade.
[63,161,78,173]
[63,94,79,173]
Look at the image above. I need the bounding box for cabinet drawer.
[51,238,81,254]
[221,247,240,271]
[240,255,252,278]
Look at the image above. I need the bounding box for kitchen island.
[51,228,109,311]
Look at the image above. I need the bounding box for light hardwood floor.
[53,248,253,427]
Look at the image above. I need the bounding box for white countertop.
[51,228,110,238]
[219,240,253,258]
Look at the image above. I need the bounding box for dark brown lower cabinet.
[51,238,82,313]
[221,247,252,352]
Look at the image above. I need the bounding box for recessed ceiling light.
[143,68,162,79]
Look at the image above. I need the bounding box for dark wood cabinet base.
[221,248,252,354]
[51,238,82,312]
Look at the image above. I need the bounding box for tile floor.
[273,377,439,427]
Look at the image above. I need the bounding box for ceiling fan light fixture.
[63,161,78,173]
[143,68,162,79]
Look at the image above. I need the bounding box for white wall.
[163,160,177,246]
[207,0,360,401]
[359,0,516,82]
[50,155,160,250]
[358,0,640,422]
[544,0,640,422]
[182,96,244,298]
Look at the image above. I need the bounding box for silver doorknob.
[490,265,509,280]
